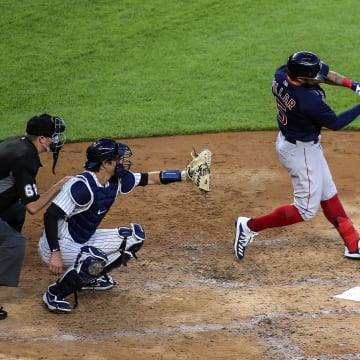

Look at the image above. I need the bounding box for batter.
[234,50,360,261]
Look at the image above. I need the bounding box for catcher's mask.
[26,113,67,174]
[287,51,329,80]
[84,138,132,176]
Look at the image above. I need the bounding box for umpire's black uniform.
[0,113,67,320]
[0,136,42,286]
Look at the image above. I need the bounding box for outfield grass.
[1,0,360,141]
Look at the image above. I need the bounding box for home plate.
[334,286,360,301]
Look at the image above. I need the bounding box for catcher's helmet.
[287,51,329,80]
[84,138,132,172]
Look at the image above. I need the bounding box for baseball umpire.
[234,51,360,261]
[38,138,211,313]
[0,113,70,319]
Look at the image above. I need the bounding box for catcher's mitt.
[185,147,212,193]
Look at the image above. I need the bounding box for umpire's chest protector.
[67,172,119,244]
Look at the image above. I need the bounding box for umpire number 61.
[24,184,38,198]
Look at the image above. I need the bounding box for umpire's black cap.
[26,113,55,138]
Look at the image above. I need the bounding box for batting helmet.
[84,138,132,172]
[287,51,329,80]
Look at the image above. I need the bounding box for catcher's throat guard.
[49,116,67,174]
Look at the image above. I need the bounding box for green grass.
[1,0,360,141]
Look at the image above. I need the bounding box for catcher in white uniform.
[38,138,211,313]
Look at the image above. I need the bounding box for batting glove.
[352,81,360,96]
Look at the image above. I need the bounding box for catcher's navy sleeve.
[44,203,66,252]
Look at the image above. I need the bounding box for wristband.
[342,78,353,89]
[352,81,360,95]
[342,78,360,95]
[159,170,182,184]
[138,172,148,186]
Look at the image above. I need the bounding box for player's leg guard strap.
[103,252,131,272]
[335,216,360,253]
[116,223,145,253]
[126,223,145,258]
[106,223,146,271]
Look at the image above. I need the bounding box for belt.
[285,137,319,145]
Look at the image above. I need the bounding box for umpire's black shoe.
[0,306,7,320]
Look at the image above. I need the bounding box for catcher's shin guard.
[335,216,360,253]
[49,269,84,300]
[43,269,83,313]
[47,246,108,309]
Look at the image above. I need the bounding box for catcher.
[38,138,211,313]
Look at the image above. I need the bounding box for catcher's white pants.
[276,132,337,221]
[38,228,124,268]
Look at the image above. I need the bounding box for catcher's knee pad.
[74,246,108,284]
[48,247,108,305]
[117,226,133,240]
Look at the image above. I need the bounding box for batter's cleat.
[0,306,7,320]
[81,274,118,291]
[234,217,258,260]
[43,288,71,313]
[344,246,360,259]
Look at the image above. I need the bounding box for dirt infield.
[1,131,360,360]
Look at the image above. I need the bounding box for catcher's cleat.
[81,274,117,291]
[344,246,360,259]
[0,306,7,320]
[234,217,258,260]
[43,288,71,313]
